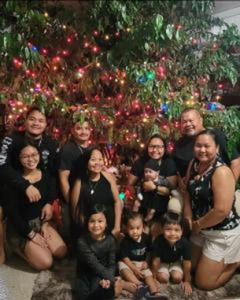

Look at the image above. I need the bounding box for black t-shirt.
[4,172,54,237]
[152,234,191,263]
[172,128,239,178]
[77,234,116,283]
[59,139,89,187]
[119,233,152,262]
[131,156,177,181]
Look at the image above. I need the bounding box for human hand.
[99,279,111,289]
[184,207,192,231]
[41,223,51,241]
[26,185,41,202]
[41,204,53,221]
[133,267,144,279]
[143,181,156,192]
[181,281,192,295]
[111,227,121,238]
[192,220,201,234]
[31,232,49,248]
[141,261,148,270]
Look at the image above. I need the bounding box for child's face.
[144,168,159,181]
[88,212,107,239]
[126,217,143,241]
[163,223,183,245]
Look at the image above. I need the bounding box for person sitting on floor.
[152,212,192,296]
[75,204,117,300]
[118,212,164,299]
[4,143,67,270]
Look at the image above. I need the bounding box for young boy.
[118,212,165,299]
[133,159,174,222]
[152,212,192,295]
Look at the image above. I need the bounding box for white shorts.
[190,224,240,264]
[157,261,183,277]
[118,261,152,278]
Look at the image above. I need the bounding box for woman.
[71,147,122,237]
[184,129,240,290]
[128,134,177,219]
[4,144,67,270]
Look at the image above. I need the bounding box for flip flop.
[134,284,148,299]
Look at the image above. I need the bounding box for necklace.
[89,180,100,195]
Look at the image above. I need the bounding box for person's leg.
[155,264,170,284]
[195,254,240,290]
[0,207,5,264]
[41,222,67,258]
[20,241,53,270]
[190,241,203,270]
[169,262,183,284]
[120,268,142,285]
[170,270,183,284]
[145,275,159,294]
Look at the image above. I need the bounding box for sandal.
[134,284,148,299]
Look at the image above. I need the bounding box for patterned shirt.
[187,157,240,231]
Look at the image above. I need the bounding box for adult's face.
[25,110,47,138]
[88,149,104,174]
[180,110,203,136]
[147,137,165,160]
[71,121,91,144]
[19,145,40,171]
[194,134,218,164]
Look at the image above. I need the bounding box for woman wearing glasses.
[127,135,177,232]
[4,143,67,270]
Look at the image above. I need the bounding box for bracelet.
[28,231,36,240]
[154,184,158,193]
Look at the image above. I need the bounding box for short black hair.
[161,211,184,229]
[26,106,46,119]
[125,211,143,226]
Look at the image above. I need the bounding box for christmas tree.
[1,0,240,151]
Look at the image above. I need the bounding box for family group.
[0,106,240,300]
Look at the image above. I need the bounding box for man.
[0,106,60,263]
[59,119,91,203]
[172,108,240,181]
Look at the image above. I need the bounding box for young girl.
[75,204,116,300]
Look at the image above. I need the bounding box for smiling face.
[25,110,47,138]
[163,223,183,245]
[194,133,218,163]
[147,137,165,160]
[180,110,203,137]
[126,217,143,241]
[88,149,104,174]
[19,145,40,171]
[71,121,91,145]
[88,212,107,240]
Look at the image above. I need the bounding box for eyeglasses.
[20,153,40,160]
[148,145,165,150]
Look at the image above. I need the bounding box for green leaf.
[155,14,163,31]
[166,24,174,40]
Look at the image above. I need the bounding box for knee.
[171,271,183,284]
[35,255,53,271]
[156,272,169,283]
[195,275,213,291]
[52,243,67,259]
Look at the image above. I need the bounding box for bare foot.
[122,280,138,294]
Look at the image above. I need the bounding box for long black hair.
[75,146,104,226]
